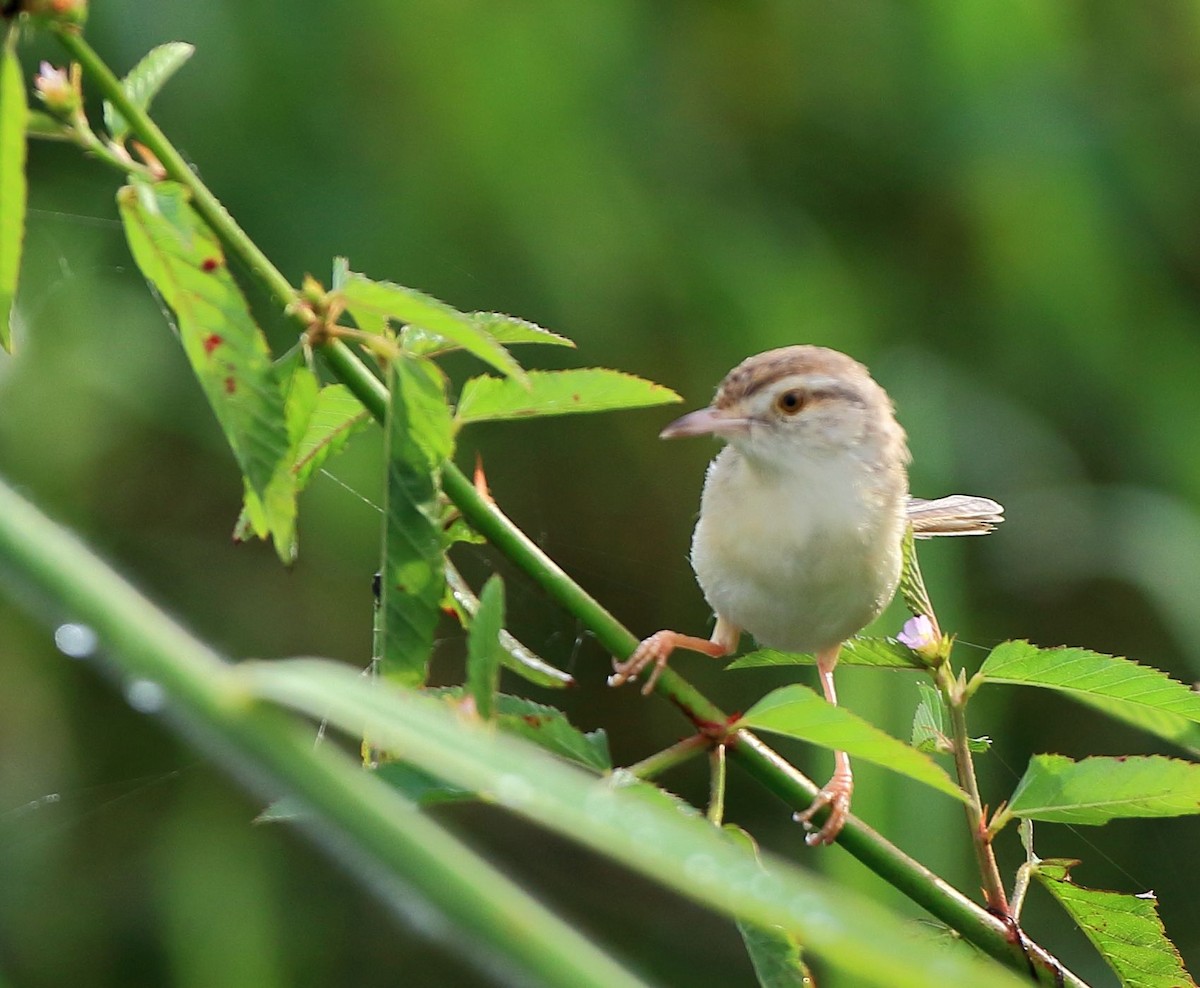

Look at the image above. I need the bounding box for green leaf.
[235,372,370,560]
[456,368,681,424]
[404,312,575,355]
[444,561,573,688]
[1001,754,1200,827]
[911,682,990,755]
[977,641,1200,755]
[339,271,525,382]
[293,383,371,489]
[238,349,318,558]
[466,575,505,720]
[911,682,949,754]
[378,356,454,685]
[724,826,811,988]
[117,180,290,501]
[728,637,924,671]
[739,684,967,802]
[1035,859,1197,988]
[0,29,28,353]
[104,42,194,142]
[241,658,1028,988]
[469,312,574,347]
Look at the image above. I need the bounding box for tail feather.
[907,495,1004,538]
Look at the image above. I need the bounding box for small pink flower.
[34,62,76,114]
[898,614,939,657]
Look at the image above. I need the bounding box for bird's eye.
[776,390,806,415]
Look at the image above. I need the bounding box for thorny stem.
[937,663,1010,917]
[59,29,1085,987]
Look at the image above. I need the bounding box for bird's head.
[659,345,906,469]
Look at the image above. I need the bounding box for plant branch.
[53,28,299,311]
[625,733,711,781]
[938,663,1010,917]
[60,35,1084,986]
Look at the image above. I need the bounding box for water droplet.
[124,679,166,714]
[54,623,97,659]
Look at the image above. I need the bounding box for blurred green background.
[2,2,1199,985]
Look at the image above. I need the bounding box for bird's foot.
[609,630,728,695]
[609,631,681,695]
[794,764,853,847]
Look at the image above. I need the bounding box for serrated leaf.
[118,180,290,503]
[0,29,28,352]
[911,682,949,754]
[444,561,573,688]
[1002,754,1200,826]
[728,637,924,671]
[1035,859,1197,988]
[379,356,454,685]
[293,384,371,488]
[339,272,525,382]
[739,685,967,802]
[466,575,505,720]
[910,683,991,755]
[236,374,370,559]
[456,368,681,424]
[978,641,1200,755]
[404,312,574,355]
[104,42,194,141]
[238,350,318,559]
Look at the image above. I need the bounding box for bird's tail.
[906,494,1004,538]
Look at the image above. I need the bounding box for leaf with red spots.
[455,368,680,425]
[118,179,290,533]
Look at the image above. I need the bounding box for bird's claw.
[609,631,675,695]
[794,773,853,846]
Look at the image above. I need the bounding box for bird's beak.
[659,406,750,440]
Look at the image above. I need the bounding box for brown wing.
[907,495,1004,538]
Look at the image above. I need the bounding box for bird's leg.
[609,617,741,695]
[794,644,853,846]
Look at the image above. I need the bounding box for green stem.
[60,37,1083,987]
[938,665,1010,917]
[53,29,299,311]
[626,733,711,781]
[0,477,649,988]
[708,744,727,826]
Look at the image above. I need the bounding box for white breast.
[691,446,906,652]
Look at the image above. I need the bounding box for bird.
[609,345,1002,845]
